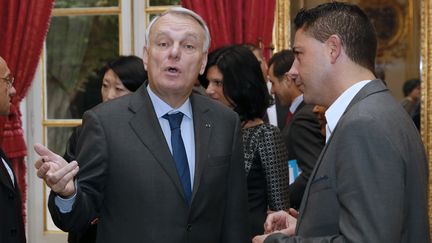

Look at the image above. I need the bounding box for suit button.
[8,193,14,199]
[186,224,192,232]
[10,228,17,236]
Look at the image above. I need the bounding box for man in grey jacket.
[254,2,429,243]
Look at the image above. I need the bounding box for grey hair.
[144,6,211,52]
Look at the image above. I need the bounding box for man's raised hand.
[34,143,78,197]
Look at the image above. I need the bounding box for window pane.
[55,0,119,8]
[149,0,180,6]
[47,127,76,157]
[46,15,119,119]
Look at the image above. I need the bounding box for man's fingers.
[252,234,268,243]
[35,158,43,170]
[46,161,78,184]
[264,210,290,233]
[289,208,299,218]
[36,163,50,179]
[34,143,66,166]
[51,165,79,195]
[264,215,276,233]
[34,143,56,157]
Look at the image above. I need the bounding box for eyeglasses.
[1,74,14,88]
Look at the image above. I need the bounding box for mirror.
[275,0,431,235]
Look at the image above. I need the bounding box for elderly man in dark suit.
[34,7,249,243]
[267,49,324,210]
[0,56,26,243]
[254,2,429,243]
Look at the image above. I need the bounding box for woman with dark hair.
[100,55,147,102]
[65,55,147,243]
[201,45,290,238]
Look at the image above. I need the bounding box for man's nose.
[9,85,16,97]
[287,68,298,81]
[169,43,181,60]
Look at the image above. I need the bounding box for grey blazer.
[266,80,430,242]
[48,85,250,243]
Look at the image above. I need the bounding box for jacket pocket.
[309,175,331,193]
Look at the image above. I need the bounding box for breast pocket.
[309,175,331,193]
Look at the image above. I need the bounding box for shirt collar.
[290,94,303,113]
[325,80,371,137]
[147,85,193,119]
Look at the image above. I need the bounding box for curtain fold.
[181,0,276,59]
[0,0,55,223]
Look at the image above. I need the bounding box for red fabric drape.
[181,0,276,59]
[0,0,55,222]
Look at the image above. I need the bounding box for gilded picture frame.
[420,0,432,238]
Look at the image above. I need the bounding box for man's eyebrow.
[152,31,201,44]
[153,31,168,38]
[183,32,200,40]
[292,47,302,54]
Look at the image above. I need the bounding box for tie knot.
[163,112,184,130]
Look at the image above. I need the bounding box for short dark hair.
[403,78,420,97]
[293,2,377,72]
[201,45,273,121]
[103,55,147,92]
[268,49,295,79]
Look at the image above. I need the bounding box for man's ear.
[143,46,149,70]
[199,53,208,75]
[285,71,297,85]
[326,34,342,64]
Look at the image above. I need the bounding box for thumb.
[34,143,57,158]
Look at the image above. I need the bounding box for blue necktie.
[163,112,192,204]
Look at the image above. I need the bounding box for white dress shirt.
[290,94,304,114]
[147,86,196,186]
[325,80,371,143]
[1,157,14,186]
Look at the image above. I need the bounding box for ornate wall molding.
[420,0,432,237]
[274,0,290,52]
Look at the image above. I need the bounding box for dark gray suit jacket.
[0,149,25,243]
[281,102,324,210]
[48,85,249,243]
[266,80,430,242]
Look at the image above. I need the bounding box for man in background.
[267,49,324,210]
[401,78,420,116]
[0,56,26,243]
[254,2,429,242]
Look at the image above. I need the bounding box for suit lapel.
[344,80,387,114]
[296,80,387,230]
[293,101,305,115]
[128,86,186,201]
[190,93,212,202]
[295,136,329,231]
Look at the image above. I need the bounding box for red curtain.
[181,0,276,59]
[0,0,55,222]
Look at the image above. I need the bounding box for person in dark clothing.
[0,56,26,243]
